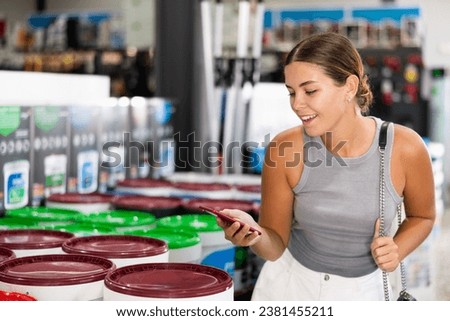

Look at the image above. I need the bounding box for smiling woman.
[215,32,436,301]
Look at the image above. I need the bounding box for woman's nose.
[292,95,306,111]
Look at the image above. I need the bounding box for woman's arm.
[220,127,303,261]
[393,125,436,260]
[371,125,436,272]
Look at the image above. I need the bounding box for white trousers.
[251,249,392,301]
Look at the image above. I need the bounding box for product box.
[30,106,70,206]
[147,97,176,179]
[98,99,130,192]
[67,104,101,194]
[0,106,32,214]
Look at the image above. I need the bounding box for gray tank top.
[288,117,403,277]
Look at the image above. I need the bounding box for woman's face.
[284,61,349,137]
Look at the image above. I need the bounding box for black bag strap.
[377,120,416,301]
[378,121,390,150]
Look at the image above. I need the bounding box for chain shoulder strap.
[378,121,407,301]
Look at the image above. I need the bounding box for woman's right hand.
[217,209,262,247]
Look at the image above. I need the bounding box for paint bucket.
[217,173,261,186]
[77,209,157,234]
[183,198,260,218]
[181,198,260,293]
[128,227,201,263]
[5,206,82,228]
[171,182,233,199]
[103,263,233,301]
[48,222,115,237]
[115,178,174,197]
[233,184,261,202]
[0,247,15,263]
[0,217,37,230]
[111,195,183,218]
[157,214,235,276]
[46,192,115,213]
[0,290,37,301]
[166,172,218,184]
[62,235,169,268]
[0,254,115,301]
[0,229,74,257]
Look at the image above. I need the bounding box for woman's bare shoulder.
[392,124,427,155]
[271,125,303,144]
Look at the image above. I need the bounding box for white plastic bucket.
[77,209,157,234]
[0,289,36,301]
[217,173,262,186]
[166,172,219,184]
[46,192,114,213]
[103,263,233,301]
[0,247,15,264]
[233,184,261,202]
[182,198,260,219]
[0,229,74,257]
[127,227,202,263]
[115,178,174,197]
[0,254,115,301]
[111,195,183,218]
[62,235,169,268]
[157,214,235,276]
[171,182,234,199]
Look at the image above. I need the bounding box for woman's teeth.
[301,114,317,122]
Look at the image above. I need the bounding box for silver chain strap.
[398,203,407,293]
[378,124,408,301]
[378,144,390,301]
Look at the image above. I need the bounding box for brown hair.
[285,32,373,113]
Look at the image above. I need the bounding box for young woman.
[218,32,436,300]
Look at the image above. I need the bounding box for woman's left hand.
[370,219,400,272]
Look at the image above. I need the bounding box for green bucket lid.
[129,227,201,249]
[78,210,156,228]
[34,220,75,229]
[6,206,81,222]
[0,217,38,230]
[54,223,115,236]
[157,214,221,233]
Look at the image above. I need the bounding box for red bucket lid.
[174,182,231,191]
[112,195,183,212]
[62,235,168,258]
[0,229,74,250]
[105,263,233,298]
[183,198,257,213]
[0,290,36,301]
[47,193,115,204]
[0,247,16,263]
[116,179,173,188]
[236,184,261,193]
[0,254,115,286]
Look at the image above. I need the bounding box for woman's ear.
[345,74,359,99]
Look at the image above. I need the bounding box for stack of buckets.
[106,174,262,297]
[156,214,236,276]
[0,174,262,301]
[0,199,235,301]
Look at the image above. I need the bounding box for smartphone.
[199,205,262,235]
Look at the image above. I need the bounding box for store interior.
[0,0,449,301]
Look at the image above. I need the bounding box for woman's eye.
[288,92,295,97]
[305,90,317,95]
